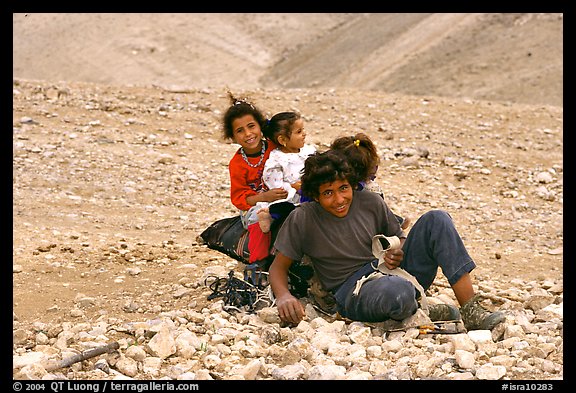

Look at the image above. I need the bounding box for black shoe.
[428,303,461,322]
[460,294,506,331]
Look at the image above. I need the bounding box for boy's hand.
[383,248,403,270]
[276,293,305,324]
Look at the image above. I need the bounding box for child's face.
[316,178,353,218]
[282,118,306,152]
[232,115,263,154]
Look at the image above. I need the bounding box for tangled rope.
[205,270,273,313]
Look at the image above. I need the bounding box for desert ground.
[12,13,563,381]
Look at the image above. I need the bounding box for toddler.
[256,111,316,233]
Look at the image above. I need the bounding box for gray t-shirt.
[274,190,404,291]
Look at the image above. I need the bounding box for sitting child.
[256,111,316,233]
[221,92,288,264]
[330,132,411,230]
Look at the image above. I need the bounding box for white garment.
[261,144,316,205]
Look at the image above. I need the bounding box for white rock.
[146,327,176,359]
[475,363,507,380]
[115,356,139,377]
[467,330,493,344]
[454,349,476,369]
[308,364,346,380]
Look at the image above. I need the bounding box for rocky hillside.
[13,13,563,106]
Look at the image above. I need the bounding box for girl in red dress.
[221,92,287,264]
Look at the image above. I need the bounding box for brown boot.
[460,294,505,331]
[428,303,461,322]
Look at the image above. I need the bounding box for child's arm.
[246,188,289,206]
[229,160,257,211]
[230,180,256,211]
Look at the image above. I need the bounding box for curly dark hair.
[222,91,267,140]
[301,149,358,200]
[330,132,379,183]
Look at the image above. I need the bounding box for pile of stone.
[13,273,563,381]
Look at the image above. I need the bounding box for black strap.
[205,270,261,312]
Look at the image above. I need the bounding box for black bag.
[199,215,250,264]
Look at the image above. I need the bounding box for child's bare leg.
[257,208,272,233]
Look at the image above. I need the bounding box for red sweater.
[228,140,277,211]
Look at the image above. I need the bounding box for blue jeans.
[333,210,476,322]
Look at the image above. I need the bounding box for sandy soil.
[13,79,563,329]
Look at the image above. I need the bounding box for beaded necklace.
[240,140,266,168]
